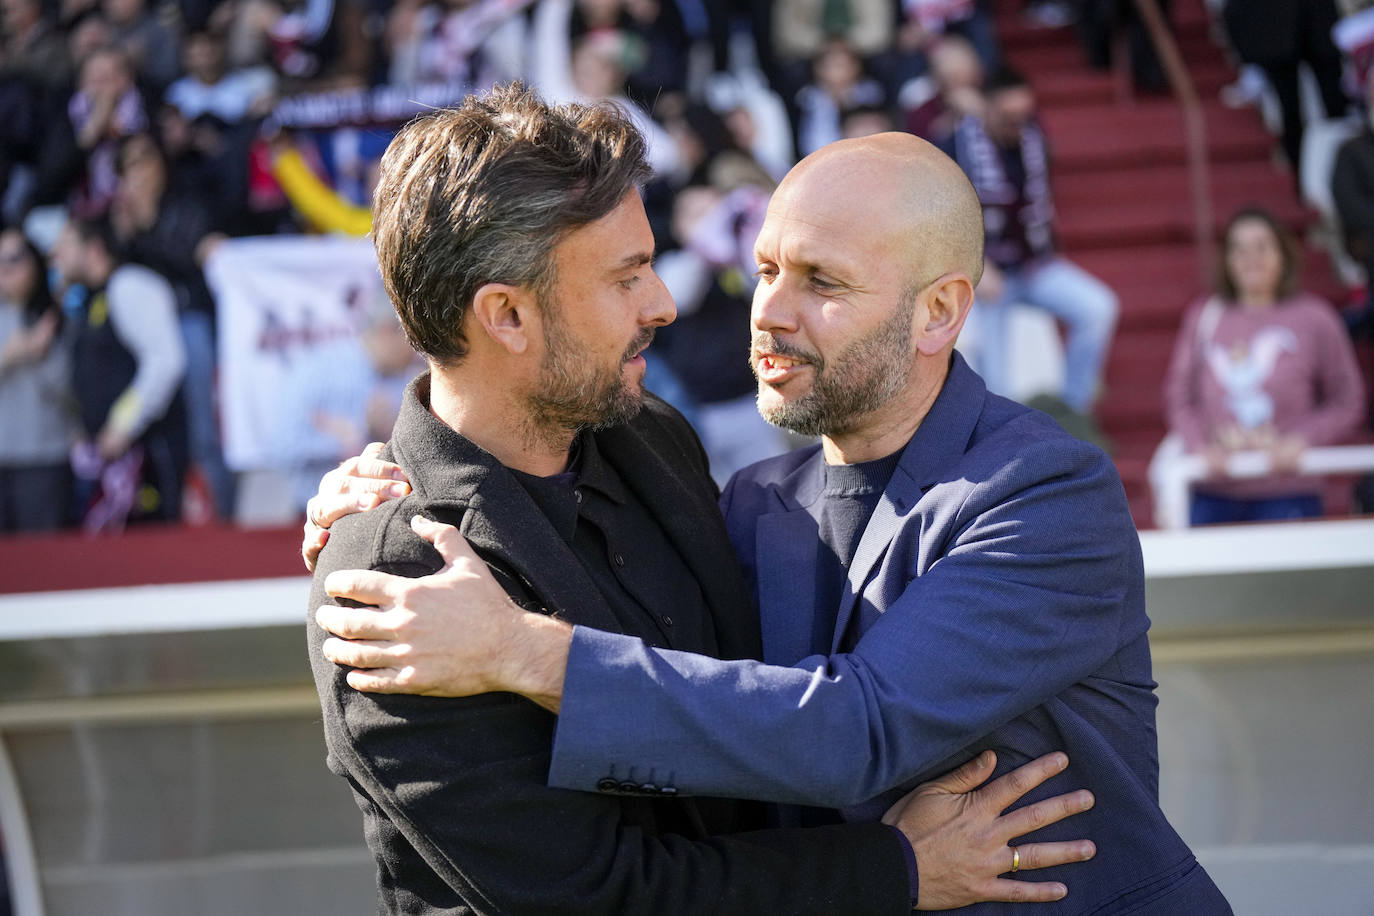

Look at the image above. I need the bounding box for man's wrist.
[501,612,573,713]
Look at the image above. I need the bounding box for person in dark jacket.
[111,131,235,519]
[51,216,187,529]
[1223,0,1347,176]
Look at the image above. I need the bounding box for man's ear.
[916,273,975,356]
[469,282,536,356]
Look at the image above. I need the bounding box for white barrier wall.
[1,519,1372,915]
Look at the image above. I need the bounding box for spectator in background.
[1163,207,1365,526]
[903,33,985,149]
[530,0,680,177]
[165,28,276,123]
[64,7,113,67]
[111,131,235,520]
[569,0,691,106]
[1330,73,1374,362]
[1222,0,1346,179]
[656,98,774,190]
[2,0,73,92]
[104,0,181,91]
[954,66,1118,415]
[1075,0,1172,93]
[896,0,998,77]
[273,287,420,510]
[68,45,149,216]
[0,228,72,533]
[794,39,886,156]
[771,0,893,102]
[0,0,70,222]
[701,70,796,183]
[155,105,251,231]
[221,0,372,87]
[52,217,187,531]
[384,0,532,88]
[839,102,895,138]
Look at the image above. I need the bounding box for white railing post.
[1155,445,1374,529]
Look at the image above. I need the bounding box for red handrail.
[1133,0,1217,287]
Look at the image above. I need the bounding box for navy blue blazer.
[550,354,1231,913]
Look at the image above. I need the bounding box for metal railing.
[1153,444,1374,528]
[1131,0,1216,285]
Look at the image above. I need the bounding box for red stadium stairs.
[995,0,1347,527]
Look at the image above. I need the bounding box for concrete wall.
[1,519,1371,914]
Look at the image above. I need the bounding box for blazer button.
[639,782,659,794]
[613,553,625,567]
[661,615,673,627]
[660,785,677,796]
[617,780,640,794]
[596,778,619,792]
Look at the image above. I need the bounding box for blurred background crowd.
[1,0,1372,536]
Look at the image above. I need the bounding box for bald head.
[780,132,984,289]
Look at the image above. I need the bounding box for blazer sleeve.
[550,442,1143,808]
[308,506,910,915]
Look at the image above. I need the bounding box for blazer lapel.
[755,511,822,665]
[831,353,989,651]
[833,490,904,653]
[753,457,826,665]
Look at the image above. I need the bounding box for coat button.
[661,615,673,627]
[639,782,659,794]
[597,778,619,792]
[614,553,625,567]
[617,780,640,794]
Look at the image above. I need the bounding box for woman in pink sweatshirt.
[1164,207,1366,525]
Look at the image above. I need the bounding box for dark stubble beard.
[527,302,654,438]
[752,289,916,438]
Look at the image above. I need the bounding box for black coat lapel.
[597,414,763,662]
[386,375,626,636]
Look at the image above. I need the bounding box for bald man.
[316,133,1231,913]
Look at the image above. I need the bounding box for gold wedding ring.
[1010,847,1020,873]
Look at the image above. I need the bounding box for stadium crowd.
[0,0,1371,534]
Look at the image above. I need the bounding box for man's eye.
[619,276,639,290]
[754,266,777,282]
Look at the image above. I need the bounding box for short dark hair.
[1216,206,1302,303]
[114,131,165,176]
[0,228,57,327]
[371,83,651,366]
[984,66,1031,96]
[69,216,122,262]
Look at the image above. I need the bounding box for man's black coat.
[306,375,909,915]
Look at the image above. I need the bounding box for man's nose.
[644,270,676,327]
[751,278,798,334]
